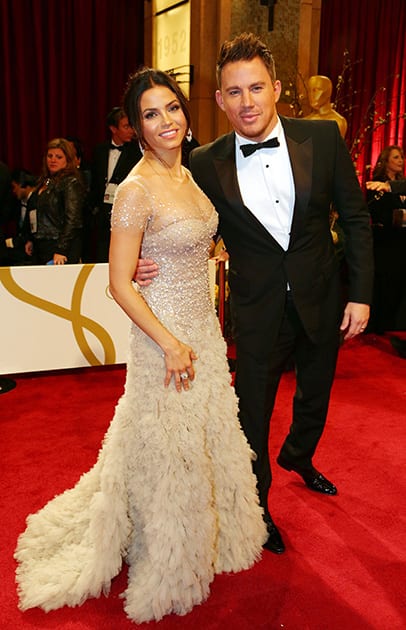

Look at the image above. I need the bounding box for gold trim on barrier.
[0,265,116,366]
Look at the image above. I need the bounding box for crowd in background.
[0,107,141,267]
[0,113,405,337]
[0,106,199,268]
[366,145,406,334]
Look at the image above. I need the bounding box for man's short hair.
[107,106,126,128]
[10,168,37,188]
[216,32,276,87]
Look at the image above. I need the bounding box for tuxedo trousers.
[234,293,340,515]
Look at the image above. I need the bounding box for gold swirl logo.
[0,265,116,365]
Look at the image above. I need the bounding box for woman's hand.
[53,253,68,265]
[163,341,198,392]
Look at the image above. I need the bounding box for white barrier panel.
[0,264,130,374]
[0,262,218,375]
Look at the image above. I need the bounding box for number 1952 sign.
[154,1,191,97]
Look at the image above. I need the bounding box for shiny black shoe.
[277,455,338,495]
[263,515,285,554]
[390,336,406,359]
[302,470,337,495]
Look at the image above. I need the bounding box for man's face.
[110,116,135,145]
[215,56,281,142]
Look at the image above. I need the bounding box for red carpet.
[1,334,405,629]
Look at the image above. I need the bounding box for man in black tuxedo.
[137,33,373,554]
[0,161,12,224]
[88,107,142,262]
[0,161,12,265]
[4,169,37,265]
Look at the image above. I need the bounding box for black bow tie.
[240,137,280,157]
[110,144,124,152]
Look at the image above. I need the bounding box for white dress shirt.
[235,118,295,251]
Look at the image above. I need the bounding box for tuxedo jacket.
[90,140,142,210]
[190,116,373,355]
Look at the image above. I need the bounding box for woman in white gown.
[15,68,267,623]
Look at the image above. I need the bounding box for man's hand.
[340,302,370,340]
[366,181,390,193]
[211,249,229,264]
[134,258,159,286]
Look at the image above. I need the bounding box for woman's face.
[386,148,404,179]
[46,148,67,175]
[139,85,187,153]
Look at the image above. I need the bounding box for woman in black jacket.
[366,145,406,333]
[29,138,86,264]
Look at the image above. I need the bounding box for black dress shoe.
[277,455,338,495]
[263,515,285,554]
[301,470,337,495]
[390,336,406,359]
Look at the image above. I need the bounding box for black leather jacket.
[30,174,85,256]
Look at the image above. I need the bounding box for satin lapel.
[281,117,313,246]
[112,151,126,180]
[213,133,284,247]
[212,133,242,208]
[102,144,110,175]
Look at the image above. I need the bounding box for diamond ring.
[180,372,189,380]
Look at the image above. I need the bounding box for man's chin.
[237,127,267,142]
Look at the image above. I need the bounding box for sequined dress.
[15,169,267,623]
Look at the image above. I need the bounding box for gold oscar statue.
[305,75,348,138]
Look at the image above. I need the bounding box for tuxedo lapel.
[213,133,284,249]
[280,116,313,246]
[212,133,241,208]
[111,151,127,182]
[101,144,110,177]
[111,143,142,183]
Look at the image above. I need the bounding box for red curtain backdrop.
[318,0,406,185]
[2,1,405,185]
[0,0,144,174]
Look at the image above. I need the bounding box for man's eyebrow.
[225,81,266,90]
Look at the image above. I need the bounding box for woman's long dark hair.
[123,67,191,150]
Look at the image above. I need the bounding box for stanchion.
[217,260,226,334]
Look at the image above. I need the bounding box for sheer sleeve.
[111,176,153,234]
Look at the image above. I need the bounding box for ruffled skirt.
[15,311,267,623]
